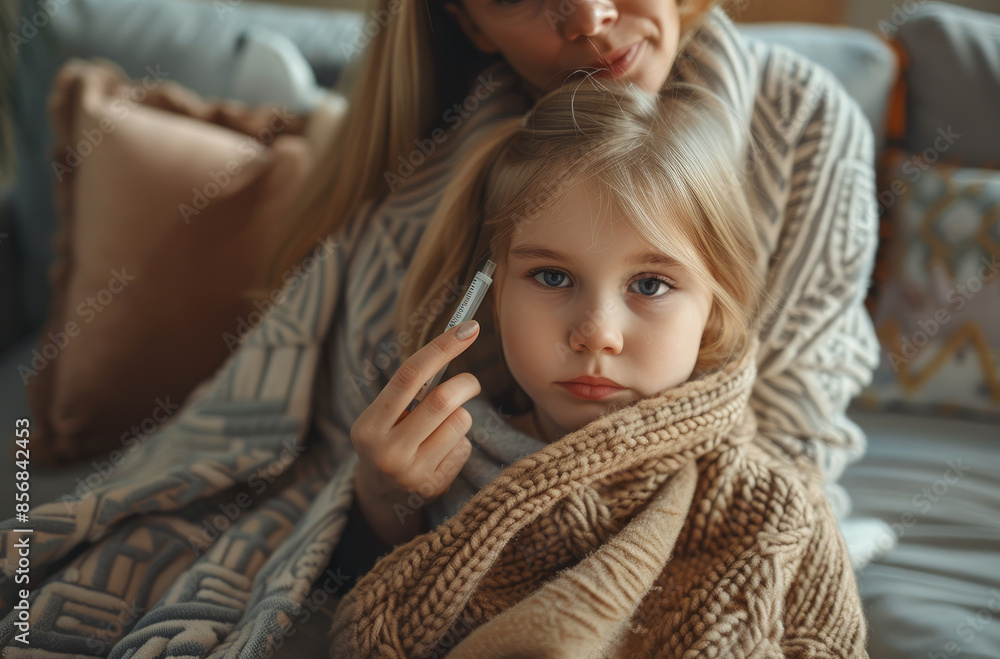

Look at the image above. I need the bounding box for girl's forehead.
[509,215,673,264]
[508,184,646,243]
[502,183,703,271]
[497,172,711,268]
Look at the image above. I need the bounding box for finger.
[412,404,473,472]
[396,372,481,454]
[429,435,472,498]
[372,320,480,428]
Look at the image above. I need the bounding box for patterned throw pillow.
[858,149,1000,420]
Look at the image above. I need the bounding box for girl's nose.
[568,306,624,355]
[560,0,618,41]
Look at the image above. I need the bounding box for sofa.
[1,0,998,657]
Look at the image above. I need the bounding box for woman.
[0,1,878,656]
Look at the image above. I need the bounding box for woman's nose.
[568,306,624,355]
[560,0,618,41]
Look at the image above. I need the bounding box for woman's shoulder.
[681,7,863,138]
[678,8,866,146]
[738,31,871,145]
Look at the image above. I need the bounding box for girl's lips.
[557,382,626,400]
[592,41,642,79]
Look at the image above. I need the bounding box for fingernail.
[456,320,479,340]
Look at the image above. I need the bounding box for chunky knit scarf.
[327,340,868,658]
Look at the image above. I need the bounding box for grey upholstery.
[841,411,1000,659]
[0,181,26,352]
[896,2,1000,167]
[4,0,364,346]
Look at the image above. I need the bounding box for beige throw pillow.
[22,57,315,466]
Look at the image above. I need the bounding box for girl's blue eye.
[628,277,674,297]
[530,268,571,288]
[529,270,674,296]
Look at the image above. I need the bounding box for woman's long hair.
[256,0,727,293]
[396,77,763,377]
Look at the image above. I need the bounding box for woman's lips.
[557,380,626,400]
[591,41,642,79]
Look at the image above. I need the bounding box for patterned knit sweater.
[0,8,878,657]
[327,341,868,658]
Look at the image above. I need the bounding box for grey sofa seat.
[842,411,1000,659]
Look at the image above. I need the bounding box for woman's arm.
[747,51,881,520]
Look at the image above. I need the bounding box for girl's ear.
[442,2,501,55]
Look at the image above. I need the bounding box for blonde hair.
[257,0,729,293]
[396,77,762,376]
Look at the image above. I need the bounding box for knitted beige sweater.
[327,342,869,658]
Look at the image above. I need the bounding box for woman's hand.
[350,320,482,546]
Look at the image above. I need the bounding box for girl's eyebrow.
[508,246,573,262]
[509,245,681,268]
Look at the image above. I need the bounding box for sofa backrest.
[3,0,364,351]
[890,1,1000,169]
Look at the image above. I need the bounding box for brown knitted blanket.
[327,341,869,658]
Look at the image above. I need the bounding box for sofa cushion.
[893,2,1000,169]
[842,410,1000,659]
[23,58,316,466]
[7,0,362,339]
[859,150,1000,421]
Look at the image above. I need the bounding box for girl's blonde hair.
[257,0,729,293]
[396,77,763,376]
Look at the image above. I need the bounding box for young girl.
[333,78,867,657]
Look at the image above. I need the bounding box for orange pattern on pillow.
[861,149,1000,420]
